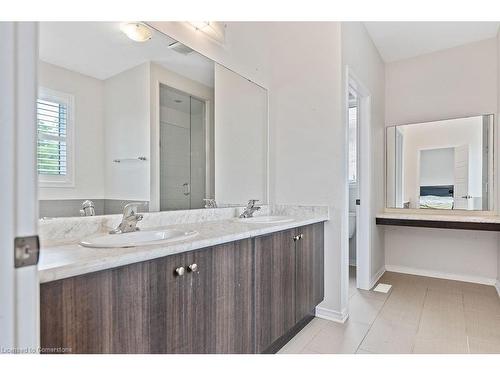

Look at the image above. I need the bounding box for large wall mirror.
[38,22,268,218]
[386,115,494,211]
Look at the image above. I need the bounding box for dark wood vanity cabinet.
[295,224,324,322]
[254,229,297,352]
[40,223,324,354]
[254,222,324,353]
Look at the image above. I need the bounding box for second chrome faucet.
[239,199,261,218]
[110,202,145,234]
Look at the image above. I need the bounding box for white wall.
[104,62,150,201]
[420,147,455,186]
[38,61,105,200]
[214,63,268,205]
[341,22,386,290]
[385,226,498,284]
[385,37,499,284]
[386,37,498,125]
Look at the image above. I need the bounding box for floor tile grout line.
[410,286,429,353]
[461,287,471,354]
[354,284,393,354]
[297,321,330,353]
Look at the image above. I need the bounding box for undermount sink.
[80,229,198,248]
[234,215,294,224]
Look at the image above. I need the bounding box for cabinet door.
[184,247,215,353]
[211,239,254,353]
[40,270,113,354]
[183,240,254,354]
[40,251,187,354]
[147,252,186,353]
[254,229,297,353]
[295,223,324,322]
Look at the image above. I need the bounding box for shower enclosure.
[159,85,206,210]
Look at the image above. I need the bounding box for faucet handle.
[123,202,145,216]
[203,198,217,208]
[247,199,260,206]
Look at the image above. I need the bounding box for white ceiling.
[39,22,214,87]
[363,22,500,62]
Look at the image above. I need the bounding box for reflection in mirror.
[386,115,494,211]
[38,22,268,218]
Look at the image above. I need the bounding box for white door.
[454,145,470,210]
[0,22,40,353]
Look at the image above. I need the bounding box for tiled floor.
[278,267,500,354]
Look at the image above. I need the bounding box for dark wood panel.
[40,270,112,354]
[376,217,500,231]
[211,239,254,353]
[41,253,187,354]
[254,229,297,353]
[146,253,186,354]
[184,247,215,353]
[111,261,149,353]
[262,310,315,354]
[295,222,324,322]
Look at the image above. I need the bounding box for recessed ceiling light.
[120,22,152,42]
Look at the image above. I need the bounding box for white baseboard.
[385,265,497,286]
[495,280,500,297]
[315,306,348,323]
[369,265,386,289]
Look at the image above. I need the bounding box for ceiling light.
[120,22,152,42]
[187,21,225,45]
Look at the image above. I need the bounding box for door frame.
[343,66,372,294]
[0,22,40,353]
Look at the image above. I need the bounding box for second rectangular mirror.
[386,115,494,211]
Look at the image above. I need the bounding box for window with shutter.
[37,87,74,187]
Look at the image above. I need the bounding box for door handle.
[183,182,191,196]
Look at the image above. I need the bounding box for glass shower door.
[159,85,206,211]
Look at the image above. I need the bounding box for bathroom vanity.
[35,22,326,354]
[38,207,327,354]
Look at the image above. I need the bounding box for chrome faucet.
[203,198,217,208]
[80,200,95,216]
[239,199,261,218]
[110,202,144,234]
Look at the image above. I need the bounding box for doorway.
[159,85,207,210]
[344,67,372,306]
[347,88,359,292]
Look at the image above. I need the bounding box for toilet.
[348,212,356,239]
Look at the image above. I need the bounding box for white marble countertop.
[377,212,500,223]
[39,213,328,283]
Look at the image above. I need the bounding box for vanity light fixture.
[187,21,225,45]
[120,22,152,42]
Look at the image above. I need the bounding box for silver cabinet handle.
[188,263,198,272]
[175,266,185,276]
